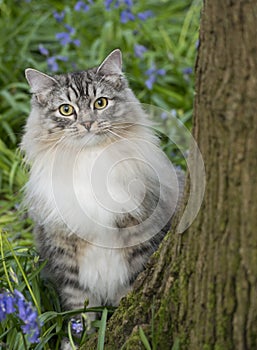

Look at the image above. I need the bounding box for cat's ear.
[25,68,58,94]
[97,49,122,75]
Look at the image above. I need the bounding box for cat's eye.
[94,97,108,110]
[59,104,75,116]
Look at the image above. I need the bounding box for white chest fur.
[26,142,147,246]
[26,137,176,250]
[78,245,129,306]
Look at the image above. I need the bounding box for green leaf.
[97,308,108,350]
[139,327,152,350]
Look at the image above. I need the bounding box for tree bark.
[83,0,257,349]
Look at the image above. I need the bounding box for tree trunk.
[83,1,257,349]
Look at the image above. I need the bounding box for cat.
[21,49,182,340]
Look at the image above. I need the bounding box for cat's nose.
[82,121,94,132]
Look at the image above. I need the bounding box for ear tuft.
[97,49,122,75]
[25,68,58,93]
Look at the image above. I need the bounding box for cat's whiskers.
[111,122,138,128]
[33,134,68,164]
[110,127,143,139]
[33,129,69,143]
[107,129,130,141]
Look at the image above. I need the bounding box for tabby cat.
[21,49,181,335]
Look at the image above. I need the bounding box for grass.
[0,0,201,348]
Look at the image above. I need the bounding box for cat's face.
[25,50,142,148]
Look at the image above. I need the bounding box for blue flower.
[0,292,15,319]
[64,24,75,35]
[56,25,80,47]
[145,64,166,90]
[161,112,168,120]
[156,68,166,76]
[134,44,147,58]
[123,0,133,7]
[170,109,177,117]
[182,67,193,75]
[47,57,58,72]
[105,0,133,10]
[145,66,156,76]
[74,1,90,12]
[53,10,65,23]
[0,289,40,343]
[145,75,156,90]
[120,8,135,23]
[38,44,49,56]
[57,55,69,62]
[47,56,68,72]
[73,39,81,47]
[56,32,71,46]
[137,10,153,21]
[105,0,114,10]
[182,67,193,82]
[71,318,83,334]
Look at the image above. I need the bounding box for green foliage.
[139,327,152,350]
[0,0,201,348]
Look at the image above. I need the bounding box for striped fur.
[21,50,183,322]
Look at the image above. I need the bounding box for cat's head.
[24,49,149,150]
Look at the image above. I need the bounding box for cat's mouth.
[68,120,112,136]
[86,120,111,135]
[67,121,136,145]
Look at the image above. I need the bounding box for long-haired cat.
[21,49,182,341]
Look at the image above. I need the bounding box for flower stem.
[5,236,41,314]
[0,231,14,292]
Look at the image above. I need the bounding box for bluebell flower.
[0,291,15,319]
[46,57,57,72]
[137,10,153,21]
[120,8,135,23]
[145,75,156,90]
[47,57,59,72]
[56,25,80,47]
[73,39,81,47]
[182,67,193,82]
[182,67,193,75]
[105,0,133,10]
[145,64,166,90]
[123,0,133,7]
[57,55,69,62]
[156,68,166,76]
[56,32,71,46]
[134,44,147,58]
[38,44,49,56]
[161,112,168,120]
[145,66,156,76]
[74,1,90,12]
[71,318,83,334]
[105,0,114,10]
[0,289,40,343]
[53,10,65,23]
[47,56,68,72]
[6,294,15,314]
[64,24,75,35]
[170,109,177,117]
